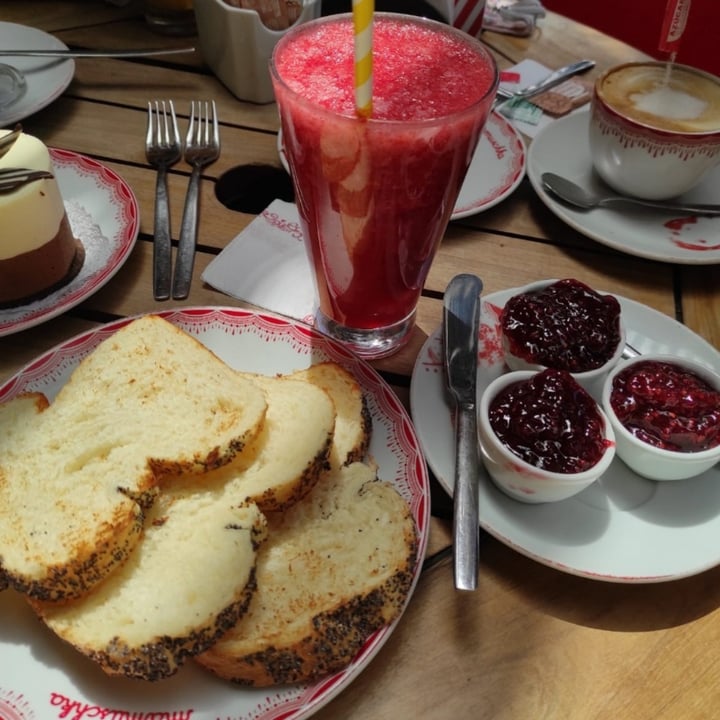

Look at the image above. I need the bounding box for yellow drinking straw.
[352,0,374,117]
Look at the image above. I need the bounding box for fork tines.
[147,100,180,156]
[185,100,219,157]
[0,167,54,193]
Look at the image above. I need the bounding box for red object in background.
[543,0,719,77]
[658,0,692,54]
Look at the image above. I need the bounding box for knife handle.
[453,400,481,591]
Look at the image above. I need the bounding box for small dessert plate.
[452,110,527,218]
[0,22,75,126]
[0,149,139,336]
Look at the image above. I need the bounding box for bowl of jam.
[500,279,625,399]
[478,368,616,503]
[602,355,720,481]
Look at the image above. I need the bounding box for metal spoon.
[541,172,720,216]
[495,59,595,106]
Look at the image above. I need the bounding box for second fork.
[173,100,220,300]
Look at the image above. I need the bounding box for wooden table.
[1,3,719,719]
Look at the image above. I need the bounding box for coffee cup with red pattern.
[589,61,720,200]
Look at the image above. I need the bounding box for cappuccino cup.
[589,61,720,200]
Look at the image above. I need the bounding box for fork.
[0,168,54,193]
[172,100,220,300]
[146,100,181,301]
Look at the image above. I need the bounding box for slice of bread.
[161,373,336,513]
[188,362,368,513]
[31,484,267,681]
[0,315,267,601]
[27,367,338,681]
[289,362,371,469]
[195,462,419,686]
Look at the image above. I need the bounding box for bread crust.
[55,568,259,683]
[289,363,372,468]
[31,497,268,681]
[196,463,419,686]
[0,316,267,601]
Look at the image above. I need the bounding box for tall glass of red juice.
[271,13,498,358]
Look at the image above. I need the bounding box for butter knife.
[494,59,595,106]
[0,48,195,59]
[443,274,483,591]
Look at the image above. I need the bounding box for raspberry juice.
[271,13,498,358]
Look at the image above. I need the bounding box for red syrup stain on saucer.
[664,216,720,251]
[479,303,504,367]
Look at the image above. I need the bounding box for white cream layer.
[0,130,66,260]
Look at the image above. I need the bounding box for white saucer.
[0,149,139,336]
[0,307,430,720]
[0,22,75,126]
[527,110,720,265]
[410,284,720,583]
[277,111,526,220]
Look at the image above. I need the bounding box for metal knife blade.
[0,48,195,59]
[443,273,483,591]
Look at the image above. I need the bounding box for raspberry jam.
[610,360,720,452]
[489,368,609,473]
[501,279,622,372]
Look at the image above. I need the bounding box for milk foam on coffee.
[632,85,706,120]
[599,63,720,133]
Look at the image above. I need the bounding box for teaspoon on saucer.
[541,172,720,216]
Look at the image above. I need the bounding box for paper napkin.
[202,199,318,325]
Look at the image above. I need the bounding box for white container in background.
[194,0,322,104]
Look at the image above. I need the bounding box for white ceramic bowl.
[602,354,720,481]
[501,279,626,401]
[478,370,616,503]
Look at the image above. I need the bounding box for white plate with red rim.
[0,307,430,720]
[277,110,526,220]
[0,23,75,126]
[527,110,720,265]
[410,284,720,583]
[0,148,139,337]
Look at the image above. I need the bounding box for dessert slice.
[0,128,84,306]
